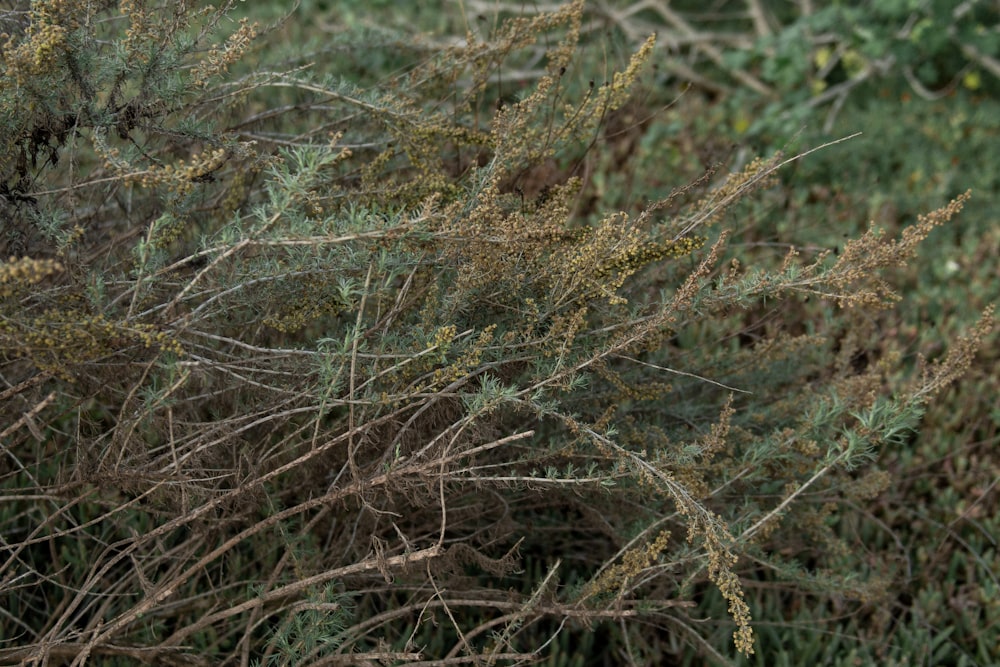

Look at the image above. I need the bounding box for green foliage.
[259,584,354,666]
[1,1,995,665]
[589,1,999,137]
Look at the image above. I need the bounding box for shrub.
[0,1,992,664]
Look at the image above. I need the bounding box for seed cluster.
[0,308,184,378]
[0,256,63,298]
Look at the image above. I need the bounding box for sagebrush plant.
[0,1,993,665]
